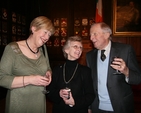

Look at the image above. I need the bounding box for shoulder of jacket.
[79,64,91,71]
[52,63,64,70]
[113,42,131,47]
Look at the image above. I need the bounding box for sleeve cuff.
[125,76,129,82]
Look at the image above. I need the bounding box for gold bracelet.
[23,76,25,88]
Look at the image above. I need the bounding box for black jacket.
[86,41,141,113]
[47,60,95,113]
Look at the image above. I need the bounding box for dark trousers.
[98,109,114,113]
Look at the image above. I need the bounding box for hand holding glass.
[65,87,71,99]
[42,75,50,94]
[111,56,122,74]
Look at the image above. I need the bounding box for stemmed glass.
[42,75,50,94]
[42,86,49,94]
[111,56,122,75]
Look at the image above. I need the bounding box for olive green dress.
[0,42,51,113]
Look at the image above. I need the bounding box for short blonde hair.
[62,35,82,59]
[30,16,55,35]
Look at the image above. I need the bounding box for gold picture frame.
[112,0,141,36]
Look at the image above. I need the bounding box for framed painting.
[61,18,67,27]
[12,12,16,23]
[82,18,88,26]
[53,18,59,27]
[113,0,141,36]
[2,8,8,20]
[17,14,21,24]
[12,24,16,34]
[74,18,80,26]
[2,21,8,33]
[54,27,60,36]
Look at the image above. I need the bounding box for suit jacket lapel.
[107,42,120,83]
[91,49,98,89]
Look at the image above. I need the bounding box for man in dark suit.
[86,22,141,113]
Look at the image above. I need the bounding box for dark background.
[0,0,141,106]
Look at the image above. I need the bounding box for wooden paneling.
[0,0,141,90]
[43,0,141,69]
[0,0,141,111]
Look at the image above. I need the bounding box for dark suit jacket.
[86,41,141,113]
[47,63,95,113]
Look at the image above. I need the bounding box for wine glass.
[42,75,50,94]
[111,56,122,75]
[42,86,49,94]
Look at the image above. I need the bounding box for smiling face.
[31,26,51,47]
[65,41,83,60]
[29,16,55,48]
[90,24,110,50]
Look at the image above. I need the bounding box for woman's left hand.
[45,70,52,86]
[62,92,75,107]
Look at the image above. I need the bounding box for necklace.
[63,63,78,84]
[26,40,39,57]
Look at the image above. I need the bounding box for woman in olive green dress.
[0,16,55,113]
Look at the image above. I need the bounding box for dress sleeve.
[0,44,16,89]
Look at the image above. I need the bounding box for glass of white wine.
[42,75,50,94]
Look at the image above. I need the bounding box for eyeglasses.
[71,45,83,50]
